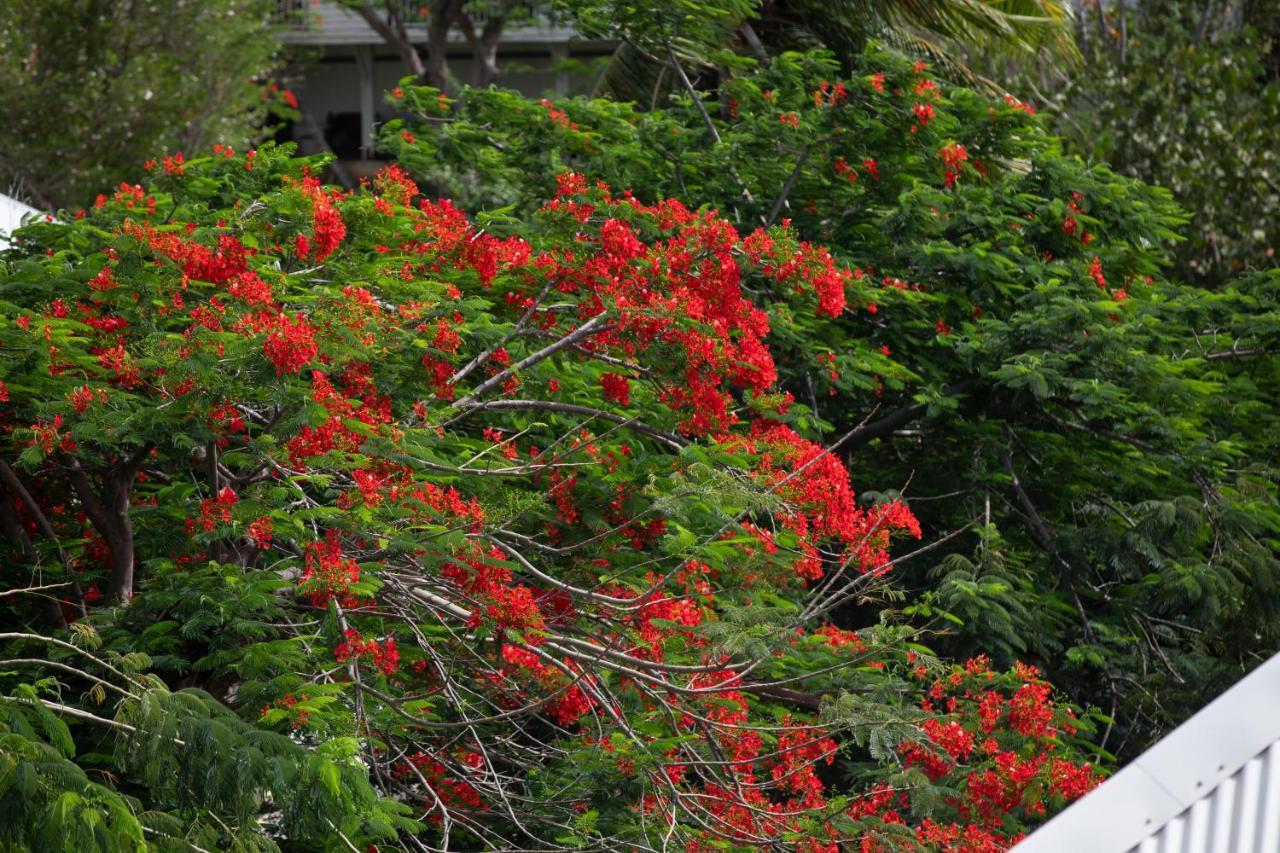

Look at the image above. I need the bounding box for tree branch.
[452,313,611,407]
[451,399,685,450]
[354,3,428,79]
[844,402,928,449]
[766,145,812,227]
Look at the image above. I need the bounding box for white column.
[355,45,375,158]
[550,43,569,96]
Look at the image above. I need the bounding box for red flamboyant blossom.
[262,312,318,375]
[1003,93,1036,114]
[197,486,238,532]
[720,421,921,582]
[248,517,273,548]
[293,178,346,262]
[940,142,970,189]
[0,145,1103,851]
[301,531,363,606]
[600,372,631,406]
[335,629,399,675]
[1089,255,1107,289]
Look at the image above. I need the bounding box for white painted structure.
[277,2,612,161]
[1015,653,1280,852]
[280,2,583,49]
[0,192,39,249]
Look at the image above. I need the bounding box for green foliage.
[383,45,1280,756]
[0,0,286,210]
[0,705,147,853]
[1029,0,1280,284]
[1,3,1272,842]
[556,0,1077,104]
[0,139,1100,848]
[0,645,409,851]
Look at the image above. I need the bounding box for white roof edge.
[282,28,612,48]
[1015,652,1280,853]
[0,192,41,250]
[278,3,606,48]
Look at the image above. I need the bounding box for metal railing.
[271,1,485,30]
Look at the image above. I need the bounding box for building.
[1014,653,1280,852]
[277,1,613,176]
[0,192,39,250]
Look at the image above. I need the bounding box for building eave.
[279,2,602,48]
[1015,652,1280,852]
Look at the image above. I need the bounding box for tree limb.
[354,3,428,79]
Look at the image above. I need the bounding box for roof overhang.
[0,192,40,250]
[1015,653,1280,852]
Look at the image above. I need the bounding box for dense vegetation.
[1,1,1277,850]
[1029,0,1279,286]
[0,0,288,209]
[0,141,1104,849]
[383,46,1280,759]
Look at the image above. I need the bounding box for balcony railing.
[272,2,571,46]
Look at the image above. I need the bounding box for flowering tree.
[382,46,1280,758]
[0,145,1098,848]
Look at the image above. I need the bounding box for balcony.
[273,1,582,48]
[268,2,613,179]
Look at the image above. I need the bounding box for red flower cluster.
[744,227,851,317]
[499,646,596,726]
[399,751,485,816]
[442,544,545,633]
[261,313,318,375]
[600,372,631,406]
[722,421,921,581]
[895,656,1102,840]
[373,163,419,207]
[335,629,399,675]
[1089,255,1107,289]
[301,531,363,606]
[412,196,529,287]
[813,80,849,106]
[124,223,259,291]
[20,144,1108,851]
[67,386,103,414]
[1002,93,1036,115]
[940,142,969,189]
[247,517,273,548]
[539,179,793,434]
[27,415,72,455]
[196,486,237,533]
[540,98,578,130]
[294,178,347,262]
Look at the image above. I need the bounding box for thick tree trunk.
[426,2,454,91]
[354,3,428,80]
[454,10,504,87]
[356,0,508,92]
[64,454,145,604]
[104,475,136,603]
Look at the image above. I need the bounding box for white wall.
[0,192,40,249]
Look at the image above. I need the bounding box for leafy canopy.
[382,45,1280,757]
[0,0,288,210]
[0,136,1100,849]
